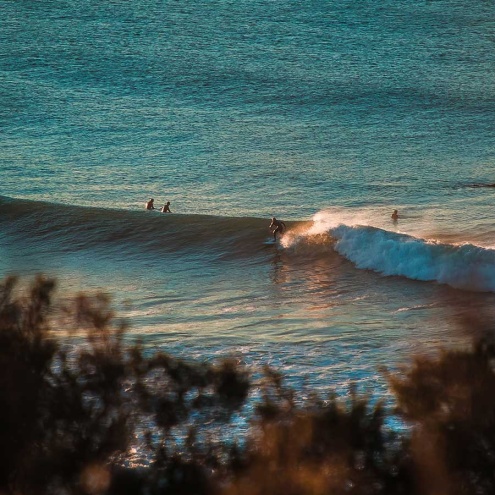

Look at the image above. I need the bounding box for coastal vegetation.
[1,275,494,495]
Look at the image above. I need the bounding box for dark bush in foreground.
[1,275,494,495]
[0,276,249,494]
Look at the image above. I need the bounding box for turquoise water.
[2,0,495,400]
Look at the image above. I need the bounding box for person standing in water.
[269,217,286,241]
[160,201,171,213]
[391,209,399,221]
[145,198,155,210]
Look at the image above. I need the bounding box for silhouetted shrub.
[0,276,137,493]
[0,276,251,494]
[221,378,411,495]
[388,340,495,495]
[2,275,495,495]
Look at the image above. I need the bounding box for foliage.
[388,341,495,495]
[0,276,249,494]
[1,275,495,495]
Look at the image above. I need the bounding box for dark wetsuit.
[270,219,286,240]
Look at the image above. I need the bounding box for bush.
[1,275,495,495]
[0,276,249,494]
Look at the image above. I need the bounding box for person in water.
[160,201,171,213]
[269,217,286,241]
[146,198,155,210]
[391,209,399,221]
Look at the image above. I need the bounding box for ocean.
[2,0,495,403]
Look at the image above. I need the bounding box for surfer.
[269,217,286,241]
[145,198,155,210]
[391,209,399,221]
[160,201,171,213]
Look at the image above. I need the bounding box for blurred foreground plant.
[388,341,495,495]
[1,275,495,495]
[0,276,250,495]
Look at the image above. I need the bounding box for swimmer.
[269,217,286,241]
[160,201,171,213]
[145,198,155,210]
[391,209,399,221]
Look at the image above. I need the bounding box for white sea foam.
[283,209,495,292]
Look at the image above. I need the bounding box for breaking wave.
[282,209,495,292]
[3,197,495,292]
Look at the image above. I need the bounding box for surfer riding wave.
[269,217,286,241]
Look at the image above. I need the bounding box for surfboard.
[263,239,278,247]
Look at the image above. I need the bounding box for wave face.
[0,196,272,262]
[282,210,495,293]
